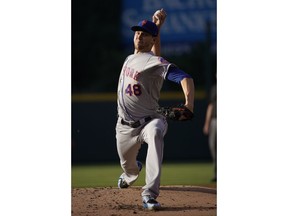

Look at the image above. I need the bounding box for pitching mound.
[72,186,216,216]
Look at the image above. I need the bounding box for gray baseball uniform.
[116,51,173,198]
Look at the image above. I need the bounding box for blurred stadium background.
[72,0,217,164]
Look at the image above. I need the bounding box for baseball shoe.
[118,174,129,189]
[142,195,161,210]
[118,161,142,189]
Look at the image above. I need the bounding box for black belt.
[121,117,152,128]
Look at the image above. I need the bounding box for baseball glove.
[157,104,194,121]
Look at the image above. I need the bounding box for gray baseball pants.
[116,116,168,198]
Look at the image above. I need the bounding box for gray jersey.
[117,51,174,121]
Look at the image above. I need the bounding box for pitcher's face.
[133,31,155,52]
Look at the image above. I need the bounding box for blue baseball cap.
[131,20,158,37]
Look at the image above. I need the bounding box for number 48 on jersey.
[125,83,142,96]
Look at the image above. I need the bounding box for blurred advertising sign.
[121,0,216,47]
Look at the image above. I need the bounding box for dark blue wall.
[72,99,211,164]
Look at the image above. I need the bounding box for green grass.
[72,162,216,188]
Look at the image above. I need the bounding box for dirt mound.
[72,186,216,216]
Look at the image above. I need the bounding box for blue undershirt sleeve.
[166,67,192,84]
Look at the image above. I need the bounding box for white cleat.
[142,195,161,210]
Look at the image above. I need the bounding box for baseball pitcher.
[116,8,195,210]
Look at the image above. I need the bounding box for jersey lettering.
[133,84,141,96]
[123,66,140,80]
[125,84,142,96]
